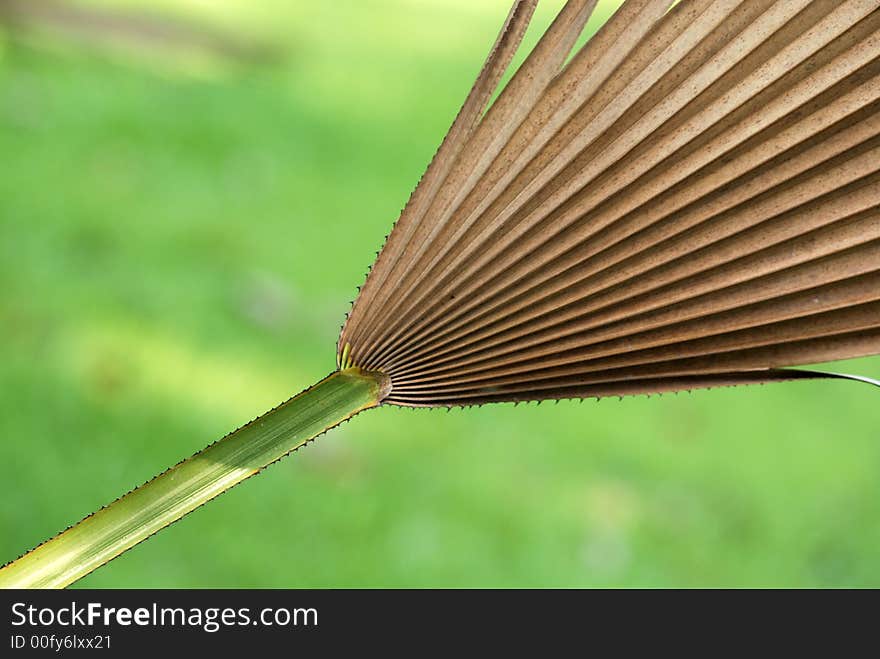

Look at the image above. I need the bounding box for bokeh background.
[1,0,878,588]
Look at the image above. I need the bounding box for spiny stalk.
[0,368,388,589]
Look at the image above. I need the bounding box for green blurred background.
[1,0,878,588]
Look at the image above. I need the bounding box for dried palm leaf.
[3,0,878,588]
[340,0,880,405]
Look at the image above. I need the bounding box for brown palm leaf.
[339,0,880,406]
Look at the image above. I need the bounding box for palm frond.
[340,0,880,406]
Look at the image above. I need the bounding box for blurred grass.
[1,0,878,588]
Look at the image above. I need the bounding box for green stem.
[0,367,387,589]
